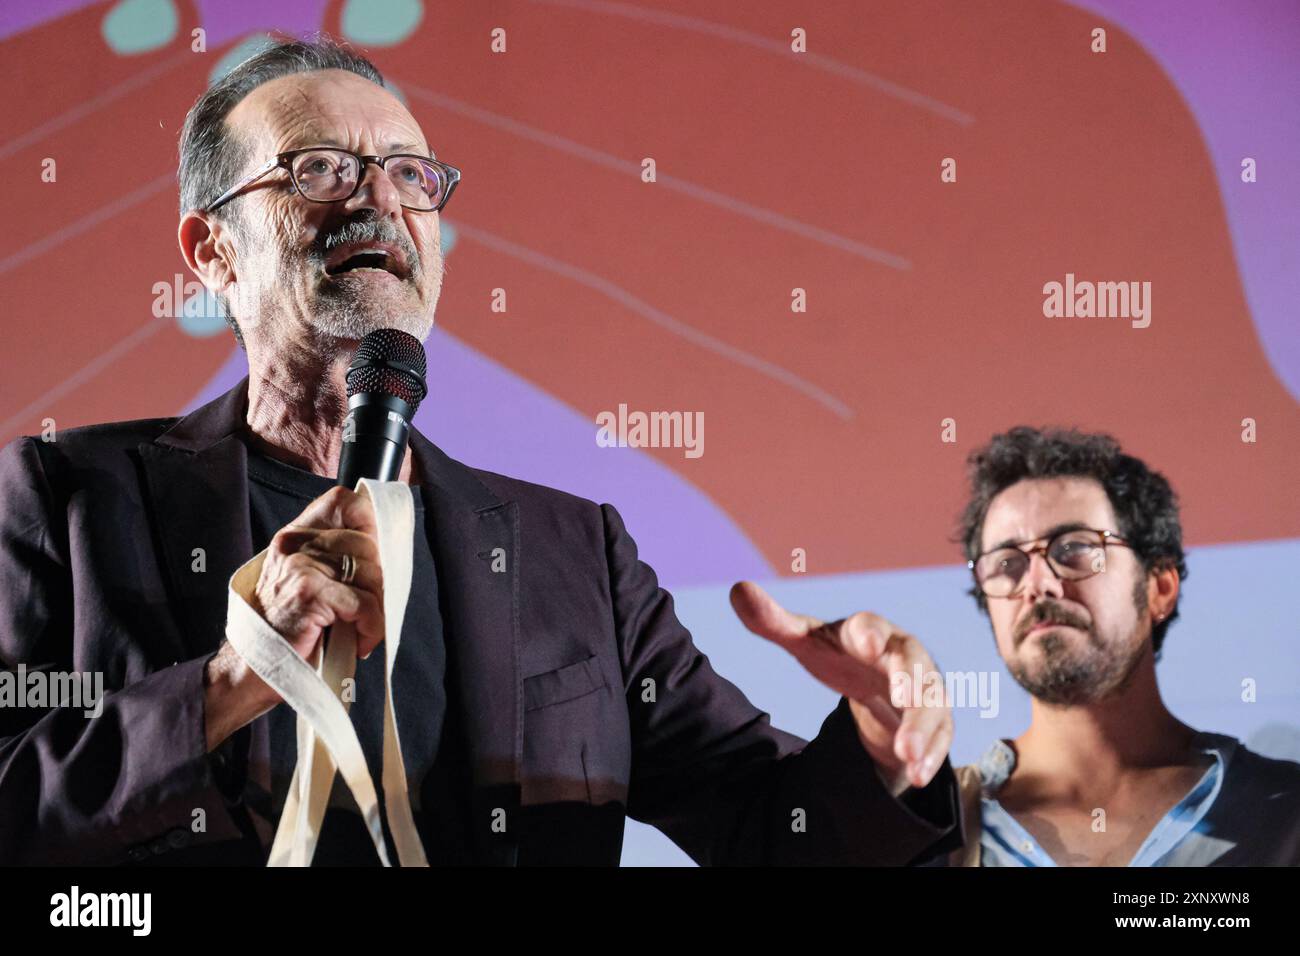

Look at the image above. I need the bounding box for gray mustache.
[313,219,421,277]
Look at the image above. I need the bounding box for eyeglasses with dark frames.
[204,146,461,213]
[969,527,1132,599]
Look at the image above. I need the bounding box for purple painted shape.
[193,0,328,47]
[182,332,774,589]
[1065,0,1300,402]
[0,0,328,44]
[0,0,97,40]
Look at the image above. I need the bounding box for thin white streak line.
[0,314,170,438]
[0,51,193,161]
[402,82,910,269]
[0,168,178,438]
[0,173,174,276]
[453,221,853,420]
[530,0,975,126]
[656,174,910,269]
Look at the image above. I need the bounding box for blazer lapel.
[137,377,254,663]
[410,428,522,866]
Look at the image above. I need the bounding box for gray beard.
[291,214,441,341]
[308,284,434,341]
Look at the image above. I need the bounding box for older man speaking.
[0,37,959,866]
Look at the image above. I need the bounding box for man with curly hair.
[946,426,1300,866]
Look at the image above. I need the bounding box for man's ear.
[178,210,236,300]
[1149,560,1180,621]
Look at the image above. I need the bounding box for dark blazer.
[0,377,961,865]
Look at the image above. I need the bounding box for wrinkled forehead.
[226,68,429,158]
[980,476,1118,552]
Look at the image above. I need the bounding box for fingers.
[798,603,954,788]
[323,580,386,659]
[826,611,891,662]
[272,545,382,605]
[894,698,949,785]
[258,556,385,659]
[286,485,379,535]
[856,694,902,747]
[731,584,901,706]
[252,487,391,665]
[887,636,954,787]
[729,581,886,659]
[730,584,960,789]
[275,526,380,564]
[729,581,822,644]
[303,576,386,658]
[294,535,383,593]
[918,719,955,787]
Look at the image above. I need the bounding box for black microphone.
[336,328,429,488]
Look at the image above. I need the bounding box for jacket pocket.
[523,655,606,712]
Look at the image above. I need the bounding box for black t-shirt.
[242,445,472,864]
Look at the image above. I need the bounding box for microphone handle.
[335,392,415,488]
[327,392,416,668]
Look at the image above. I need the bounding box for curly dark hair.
[956,426,1188,657]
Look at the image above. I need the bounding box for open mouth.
[324,246,407,279]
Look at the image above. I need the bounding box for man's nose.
[342,160,403,219]
[1019,550,1064,602]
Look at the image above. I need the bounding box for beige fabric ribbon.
[224,478,428,867]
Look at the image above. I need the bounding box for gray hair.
[177,35,386,349]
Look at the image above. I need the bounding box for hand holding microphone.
[251,486,387,690]
[209,329,429,722]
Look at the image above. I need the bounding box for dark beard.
[1008,577,1149,705]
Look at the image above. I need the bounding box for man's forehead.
[981,476,1116,548]
[227,69,427,154]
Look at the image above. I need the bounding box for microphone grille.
[346,328,428,412]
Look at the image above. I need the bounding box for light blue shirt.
[974,732,1300,866]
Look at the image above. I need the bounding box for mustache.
[1014,600,1091,644]
[308,216,422,278]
